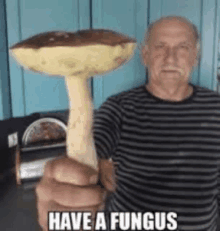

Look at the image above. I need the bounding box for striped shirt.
[94,84,220,231]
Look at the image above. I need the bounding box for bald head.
[143,16,200,54]
[141,15,199,96]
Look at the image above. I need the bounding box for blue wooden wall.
[0,0,11,119]
[0,0,220,119]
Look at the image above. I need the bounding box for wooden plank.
[92,0,104,108]
[218,0,220,93]
[213,0,219,92]
[0,0,11,120]
[92,0,148,109]
[134,0,149,87]
[149,0,162,23]
[6,0,25,117]
[79,0,91,30]
[199,0,216,90]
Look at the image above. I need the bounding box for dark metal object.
[15,117,67,189]
[16,142,66,186]
[22,117,66,146]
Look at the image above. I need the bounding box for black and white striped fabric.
[94,84,220,231]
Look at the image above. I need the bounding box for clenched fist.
[35,156,116,231]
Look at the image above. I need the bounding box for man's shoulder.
[104,84,220,107]
[194,84,220,99]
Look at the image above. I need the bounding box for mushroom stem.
[65,74,98,171]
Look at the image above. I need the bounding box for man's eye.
[155,45,164,49]
[179,45,189,50]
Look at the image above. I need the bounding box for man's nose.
[164,47,177,65]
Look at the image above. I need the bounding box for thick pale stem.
[65,75,98,171]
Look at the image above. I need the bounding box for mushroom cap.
[11,29,137,49]
[10,29,137,77]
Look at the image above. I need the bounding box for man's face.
[142,19,198,88]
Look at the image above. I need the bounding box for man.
[36,16,220,231]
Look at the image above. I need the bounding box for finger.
[36,177,104,207]
[102,176,115,192]
[99,159,116,191]
[44,156,98,185]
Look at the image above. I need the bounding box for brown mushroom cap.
[10,29,137,77]
[10,29,137,49]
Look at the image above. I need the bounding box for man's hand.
[35,156,116,231]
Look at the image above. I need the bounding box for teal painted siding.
[214,0,220,93]
[0,0,11,120]
[0,0,219,118]
[218,0,220,93]
[199,0,218,90]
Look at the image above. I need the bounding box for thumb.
[99,159,117,192]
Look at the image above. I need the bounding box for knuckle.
[48,157,92,185]
[44,156,66,179]
[49,157,69,180]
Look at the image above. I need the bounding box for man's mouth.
[161,70,180,76]
[160,69,182,79]
[161,66,182,75]
[162,70,178,73]
[162,66,179,71]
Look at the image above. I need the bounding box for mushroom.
[10,29,137,173]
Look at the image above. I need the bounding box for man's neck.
[146,83,193,102]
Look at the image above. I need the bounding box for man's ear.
[192,44,200,67]
[141,45,149,67]
[192,52,199,68]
